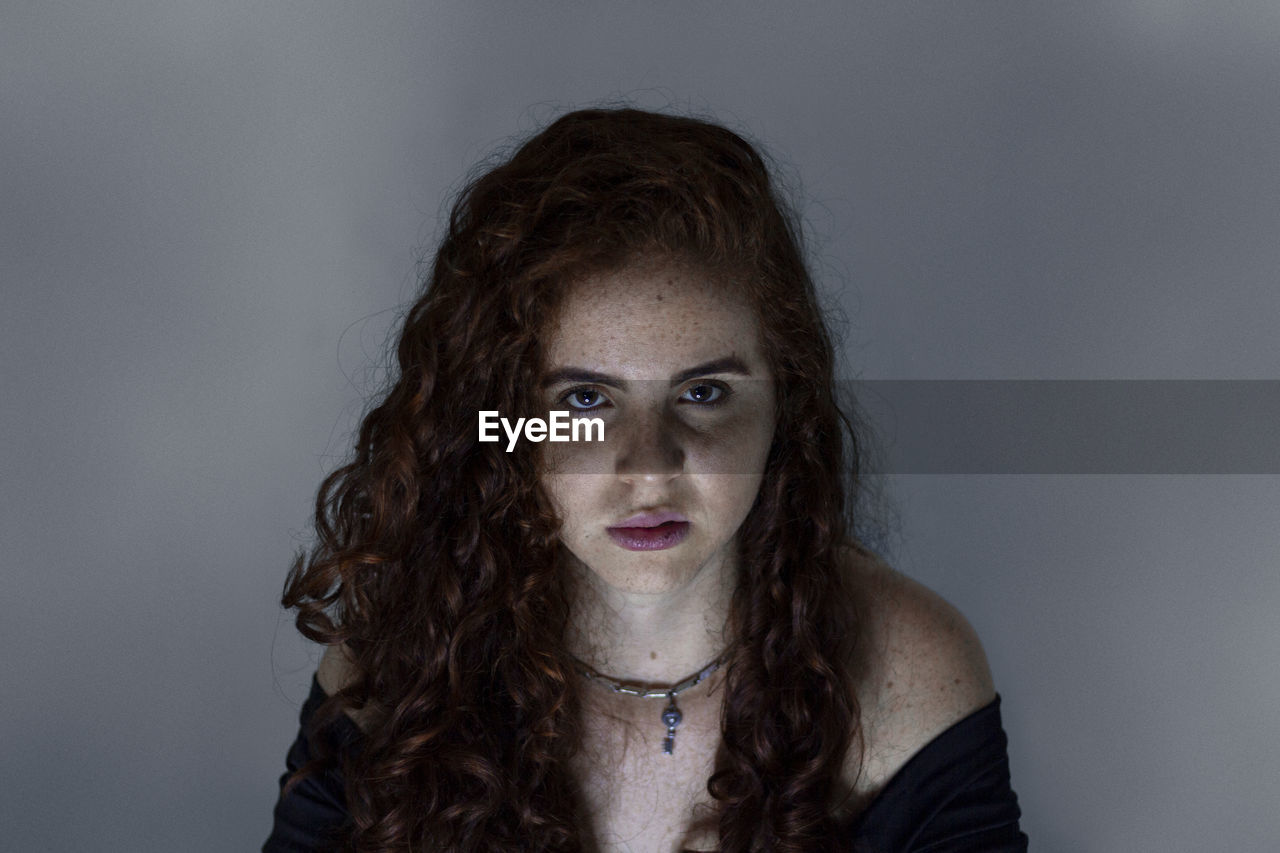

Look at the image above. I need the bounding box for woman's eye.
[681,382,728,405]
[560,387,608,410]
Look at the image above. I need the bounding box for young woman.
[263,107,1027,852]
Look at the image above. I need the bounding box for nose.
[614,409,685,484]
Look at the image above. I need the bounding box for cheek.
[685,410,775,475]
[695,413,774,516]
[537,472,601,530]
[536,419,614,477]
[538,470,568,510]
[709,473,764,507]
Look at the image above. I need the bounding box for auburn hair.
[280,106,876,851]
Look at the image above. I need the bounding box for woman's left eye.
[559,387,609,410]
[681,382,729,405]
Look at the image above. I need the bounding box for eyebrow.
[540,356,753,389]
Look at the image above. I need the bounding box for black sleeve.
[847,695,1029,853]
[262,675,360,853]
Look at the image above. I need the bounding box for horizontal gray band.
[847,380,1280,475]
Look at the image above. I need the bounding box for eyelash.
[557,381,732,411]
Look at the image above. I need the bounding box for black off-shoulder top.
[264,675,1028,852]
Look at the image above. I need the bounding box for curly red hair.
[281,107,877,851]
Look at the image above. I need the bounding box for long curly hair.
[280,106,877,852]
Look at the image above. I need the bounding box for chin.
[588,551,704,595]
[608,574,696,597]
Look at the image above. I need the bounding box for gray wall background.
[3,2,1277,850]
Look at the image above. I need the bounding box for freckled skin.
[537,260,776,676]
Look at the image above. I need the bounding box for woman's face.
[537,260,776,597]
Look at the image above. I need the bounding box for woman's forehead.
[541,264,767,377]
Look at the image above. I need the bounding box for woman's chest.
[572,698,723,853]
[568,678,866,851]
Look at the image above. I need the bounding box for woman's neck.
[563,548,736,687]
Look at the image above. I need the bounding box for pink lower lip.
[606,521,690,551]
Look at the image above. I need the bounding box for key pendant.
[661,692,683,755]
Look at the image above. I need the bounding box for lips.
[606,520,690,551]
[605,510,691,551]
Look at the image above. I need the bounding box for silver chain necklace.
[571,649,731,755]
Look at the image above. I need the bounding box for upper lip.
[610,510,689,528]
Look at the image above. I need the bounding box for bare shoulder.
[841,546,997,800]
[316,641,378,733]
[316,641,358,694]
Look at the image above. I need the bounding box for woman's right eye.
[559,387,609,411]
